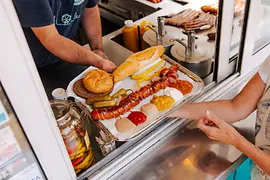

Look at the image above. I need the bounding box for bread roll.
[115,117,136,133]
[141,103,159,119]
[83,70,113,93]
[112,45,165,82]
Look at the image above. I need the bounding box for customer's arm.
[32,24,116,72]
[236,135,270,176]
[169,73,266,122]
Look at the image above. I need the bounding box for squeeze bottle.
[122,20,139,52]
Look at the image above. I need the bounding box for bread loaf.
[112,45,165,82]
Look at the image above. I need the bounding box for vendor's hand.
[197,111,241,147]
[95,58,117,73]
[93,50,109,60]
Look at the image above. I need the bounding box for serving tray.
[66,56,204,141]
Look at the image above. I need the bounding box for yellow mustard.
[151,95,175,111]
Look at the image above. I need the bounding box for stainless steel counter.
[80,2,258,180]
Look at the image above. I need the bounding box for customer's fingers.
[206,110,224,128]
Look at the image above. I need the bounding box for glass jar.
[50,100,94,174]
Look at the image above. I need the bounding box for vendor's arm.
[32,25,115,71]
[169,73,266,122]
[82,3,107,58]
[82,5,102,51]
[197,111,270,176]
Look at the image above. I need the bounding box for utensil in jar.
[99,139,116,157]
[95,137,105,145]
[100,130,110,143]
[96,130,116,156]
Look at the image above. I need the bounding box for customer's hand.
[93,50,109,60]
[197,111,242,147]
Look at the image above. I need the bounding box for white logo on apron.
[74,0,85,6]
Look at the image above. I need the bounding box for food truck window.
[230,0,247,59]
[253,0,270,53]
[209,0,249,82]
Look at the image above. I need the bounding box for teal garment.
[227,172,235,180]
[227,159,251,180]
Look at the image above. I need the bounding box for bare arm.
[236,135,270,176]
[82,5,103,51]
[169,73,266,122]
[32,24,116,72]
[32,24,103,65]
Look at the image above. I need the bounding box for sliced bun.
[112,45,165,82]
[115,117,136,133]
[83,70,113,93]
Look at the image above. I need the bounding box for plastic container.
[52,88,67,100]
[122,20,139,52]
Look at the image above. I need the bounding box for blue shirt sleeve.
[13,0,54,27]
[86,0,99,8]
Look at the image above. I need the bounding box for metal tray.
[66,55,204,141]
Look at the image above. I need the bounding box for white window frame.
[240,0,270,75]
[0,1,76,179]
[215,0,237,82]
